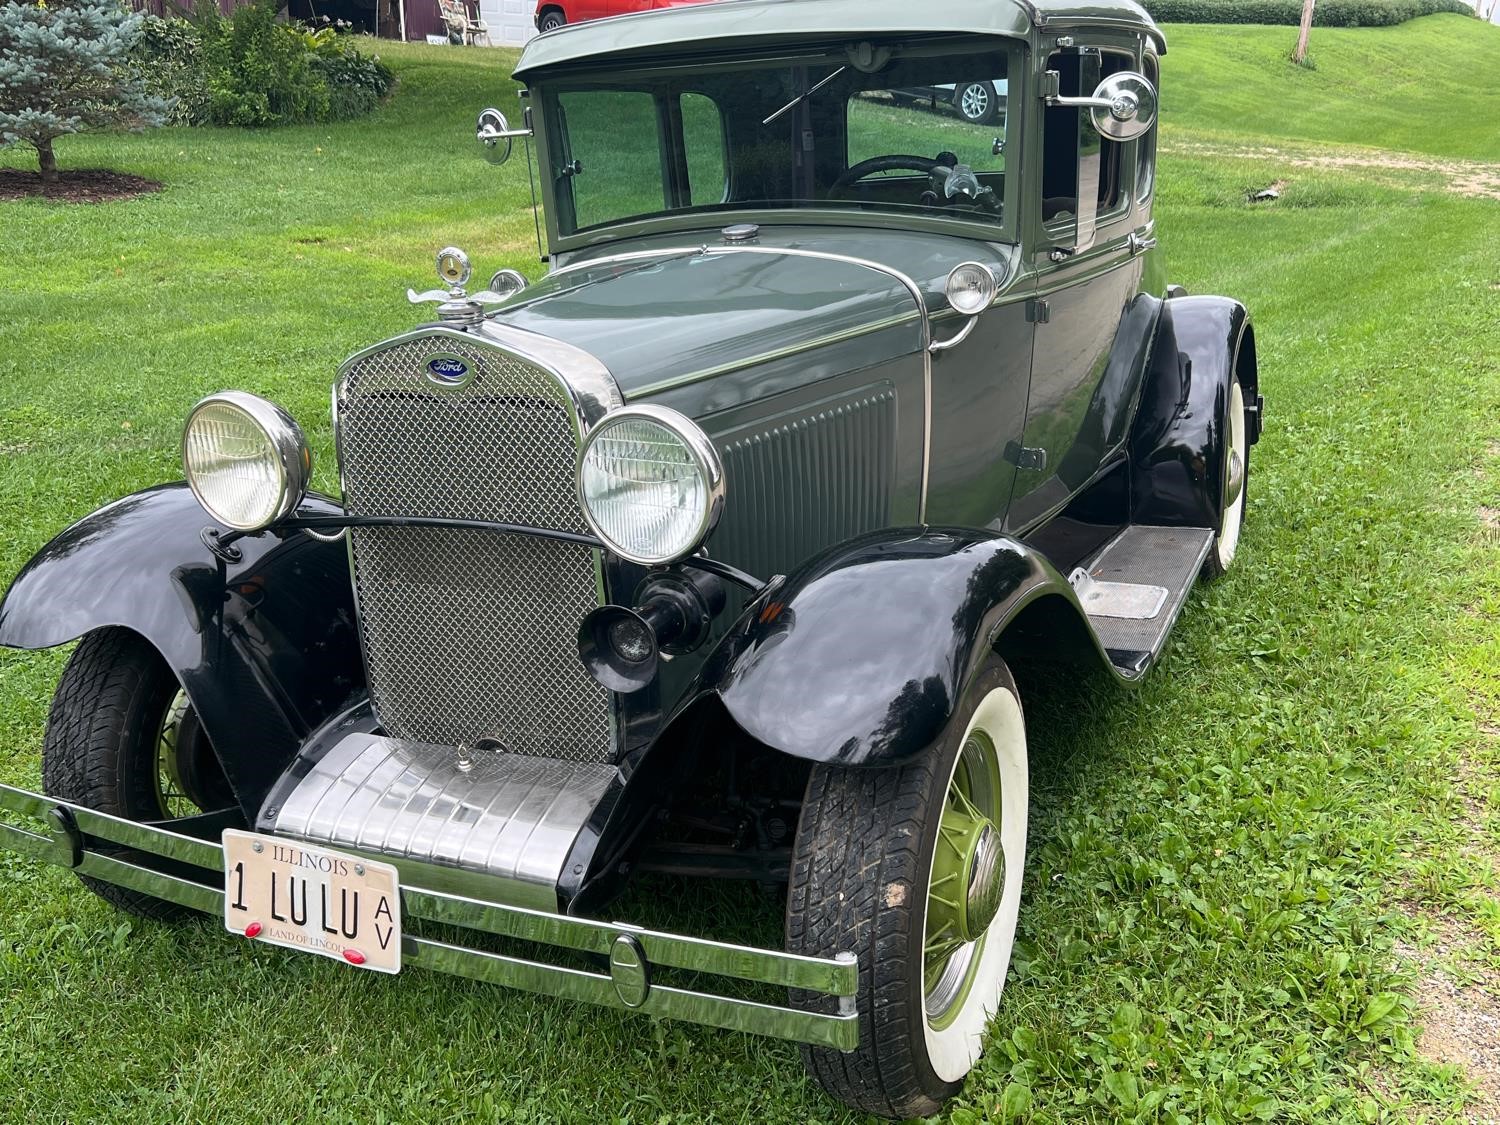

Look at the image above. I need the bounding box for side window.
[556,89,662,230]
[1040,50,1130,224]
[680,93,727,206]
[1137,53,1159,202]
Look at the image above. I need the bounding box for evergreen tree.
[0,0,166,184]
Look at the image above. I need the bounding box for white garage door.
[479,0,537,45]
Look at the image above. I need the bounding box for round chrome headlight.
[578,405,724,566]
[944,262,999,316]
[182,392,311,532]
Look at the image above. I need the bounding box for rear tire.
[538,8,565,32]
[42,628,223,921]
[786,656,1028,1118]
[1203,376,1250,578]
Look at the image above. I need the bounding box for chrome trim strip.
[403,884,858,993]
[549,245,935,520]
[0,818,53,862]
[77,851,225,914]
[476,319,624,428]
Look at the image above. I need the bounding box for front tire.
[538,8,565,32]
[42,628,228,921]
[786,657,1028,1118]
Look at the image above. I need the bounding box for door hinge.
[1026,298,1050,324]
[1004,441,1048,472]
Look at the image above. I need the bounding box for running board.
[1071,526,1215,676]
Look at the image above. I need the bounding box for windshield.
[539,37,1015,239]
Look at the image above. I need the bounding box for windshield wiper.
[762,67,846,126]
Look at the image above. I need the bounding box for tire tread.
[42,628,191,922]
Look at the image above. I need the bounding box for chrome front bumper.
[0,782,858,1050]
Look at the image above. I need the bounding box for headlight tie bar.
[206,513,766,593]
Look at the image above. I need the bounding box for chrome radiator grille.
[336,333,612,762]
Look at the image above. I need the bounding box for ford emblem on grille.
[424,353,471,387]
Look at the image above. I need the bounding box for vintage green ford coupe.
[0,0,1262,1115]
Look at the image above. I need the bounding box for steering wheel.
[829,154,943,197]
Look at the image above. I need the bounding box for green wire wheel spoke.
[152,691,200,821]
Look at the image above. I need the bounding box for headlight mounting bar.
[204,513,766,593]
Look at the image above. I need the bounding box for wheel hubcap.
[964,823,1004,937]
[930,795,1002,945]
[925,731,1005,1024]
[1225,450,1245,507]
[962,85,988,117]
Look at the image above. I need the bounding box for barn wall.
[129,0,536,55]
[130,0,246,15]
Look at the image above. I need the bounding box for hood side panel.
[492,248,924,400]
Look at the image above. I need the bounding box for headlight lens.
[578,405,724,565]
[944,261,998,316]
[182,391,311,532]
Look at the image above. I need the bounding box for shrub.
[135,15,209,125]
[199,0,328,126]
[1143,0,1473,25]
[310,46,395,121]
[133,2,394,127]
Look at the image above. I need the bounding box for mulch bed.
[0,168,162,203]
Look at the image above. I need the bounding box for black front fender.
[697,527,1114,766]
[0,484,364,818]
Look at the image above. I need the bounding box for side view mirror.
[476,107,533,165]
[477,108,512,164]
[1043,62,1159,262]
[1088,72,1157,140]
[1046,71,1158,142]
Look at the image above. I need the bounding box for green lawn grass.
[1161,13,1500,159]
[3,16,1500,1124]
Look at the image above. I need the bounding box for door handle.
[1127,230,1158,256]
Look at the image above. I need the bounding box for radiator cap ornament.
[436,246,472,287]
[406,245,516,328]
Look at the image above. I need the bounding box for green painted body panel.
[512,0,1163,80]
[492,233,924,401]
[490,226,1015,400]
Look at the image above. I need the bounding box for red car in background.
[535,0,711,33]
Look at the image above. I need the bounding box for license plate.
[222,830,402,974]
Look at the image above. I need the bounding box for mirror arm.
[478,124,535,142]
[1044,94,1115,110]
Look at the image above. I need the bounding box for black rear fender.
[1131,295,1259,528]
[0,484,363,819]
